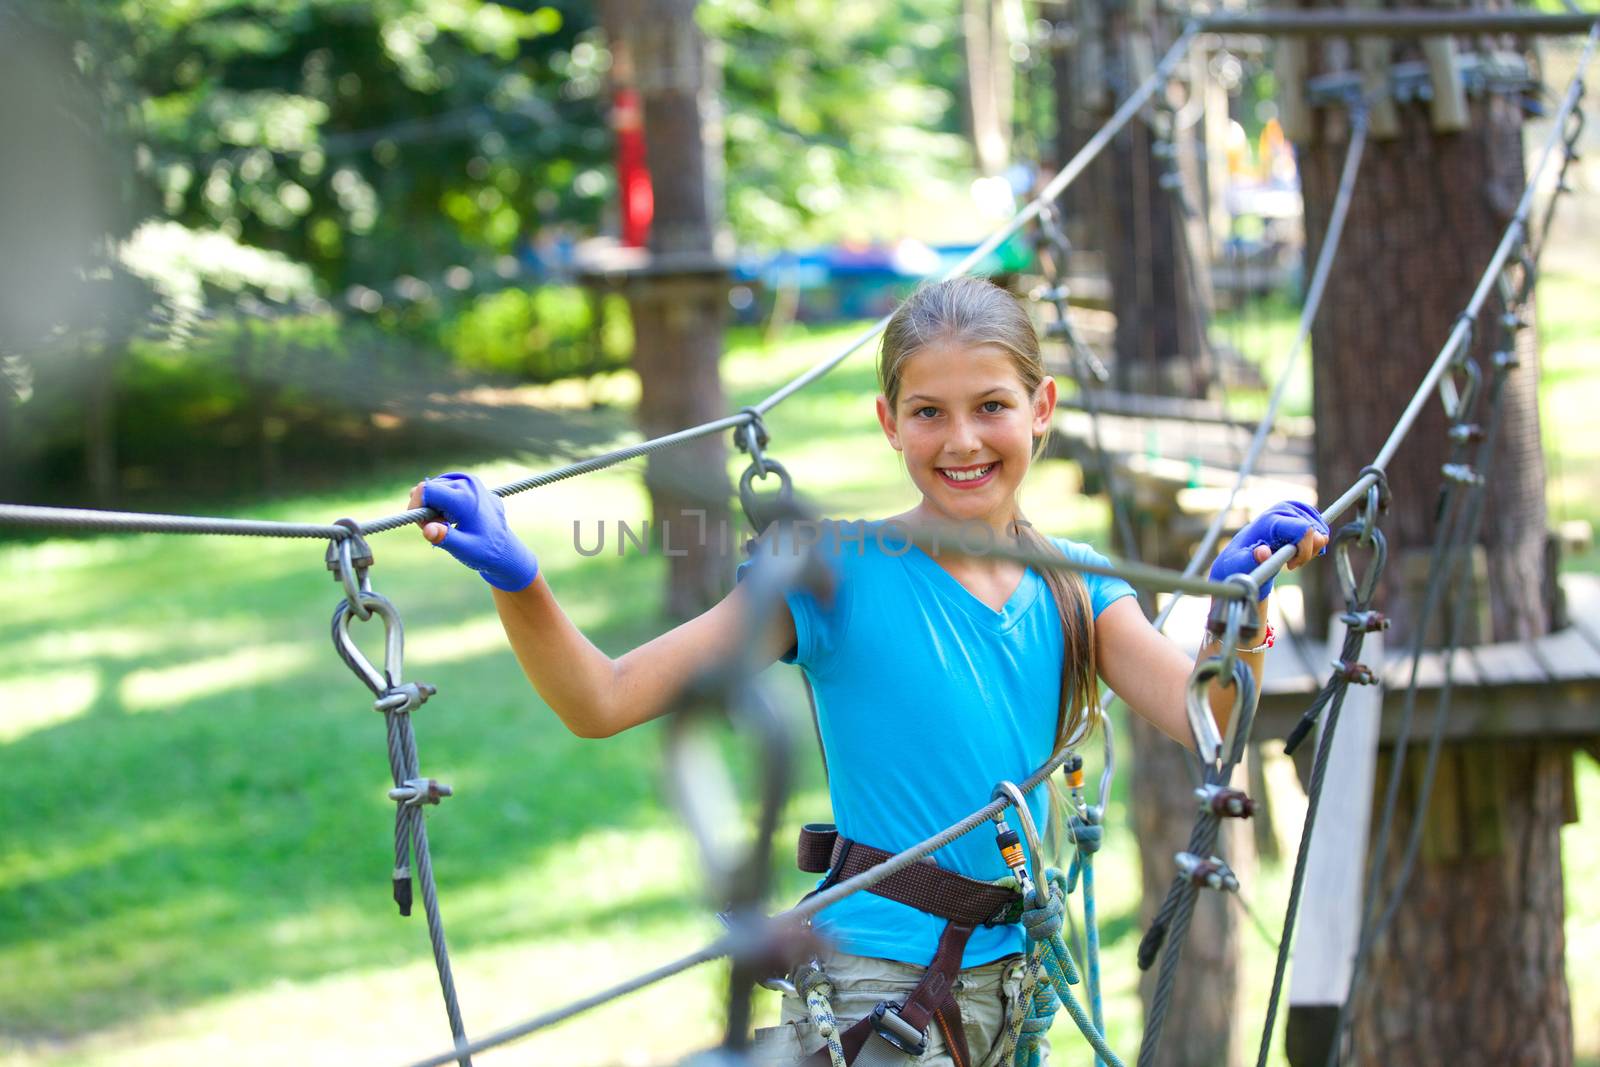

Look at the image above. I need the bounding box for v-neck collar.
[895,533,1044,631]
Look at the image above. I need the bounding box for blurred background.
[1,0,1596,1065]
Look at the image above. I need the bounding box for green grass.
[3,299,1598,1065]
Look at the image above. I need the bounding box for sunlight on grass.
[0,668,100,742]
[119,643,316,713]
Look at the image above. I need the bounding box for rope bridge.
[2,16,1595,1067]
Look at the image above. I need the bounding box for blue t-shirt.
[738,519,1136,967]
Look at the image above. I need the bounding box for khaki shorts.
[750,947,1048,1066]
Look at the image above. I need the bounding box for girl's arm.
[490,576,796,738]
[411,475,797,739]
[1095,515,1328,751]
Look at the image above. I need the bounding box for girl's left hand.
[1210,500,1330,599]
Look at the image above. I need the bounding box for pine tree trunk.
[624,0,732,620]
[1294,12,1574,1061]
[1073,13,1245,1062]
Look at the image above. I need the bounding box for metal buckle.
[869,1001,928,1056]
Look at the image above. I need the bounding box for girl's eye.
[981,400,1006,414]
[914,406,939,418]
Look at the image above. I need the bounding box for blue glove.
[1209,500,1328,599]
[421,472,540,592]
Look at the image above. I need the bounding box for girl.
[409,276,1326,1066]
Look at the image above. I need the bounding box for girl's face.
[876,340,1056,531]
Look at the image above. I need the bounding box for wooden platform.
[1156,575,1600,745]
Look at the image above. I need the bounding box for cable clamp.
[1333,659,1377,685]
[375,681,435,714]
[389,777,453,807]
[1339,609,1390,633]
[733,407,771,476]
[1442,463,1484,487]
[1194,784,1256,819]
[325,518,375,621]
[1448,423,1485,445]
[1175,852,1239,893]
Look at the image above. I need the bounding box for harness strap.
[800,922,976,1067]
[798,824,1019,927]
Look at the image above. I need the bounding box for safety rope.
[1252,490,1389,1067]
[326,529,472,1066]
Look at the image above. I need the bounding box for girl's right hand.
[409,472,540,592]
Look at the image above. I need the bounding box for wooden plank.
[1423,36,1469,132]
[1288,625,1384,1007]
[1530,626,1600,681]
[1355,0,1402,138]
[1558,572,1600,650]
[1276,38,1312,143]
[1467,641,1547,686]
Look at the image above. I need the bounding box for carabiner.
[738,457,796,536]
[992,780,1048,906]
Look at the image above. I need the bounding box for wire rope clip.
[733,407,771,475]
[1339,609,1390,633]
[390,777,453,807]
[1175,852,1239,893]
[325,518,375,620]
[1333,659,1377,685]
[1442,463,1485,487]
[1195,784,1256,819]
[1448,423,1486,445]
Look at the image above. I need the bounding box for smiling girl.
[410,276,1326,1065]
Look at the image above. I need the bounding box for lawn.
[2,287,1596,1066]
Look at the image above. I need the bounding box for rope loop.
[1184,653,1256,777]
[737,457,795,535]
[1332,519,1388,611]
[331,590,406,697]
[325,518,375,621]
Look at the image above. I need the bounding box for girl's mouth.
[937,462,998,489]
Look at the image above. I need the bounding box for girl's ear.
[1031,376,1058,436]
[876,394,902,451]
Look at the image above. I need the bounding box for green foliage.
[443,285,633,381]
[703,0,970,248]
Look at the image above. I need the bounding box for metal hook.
[992,780,1049,905]
[325,518,374,620]
[331,590,405,697]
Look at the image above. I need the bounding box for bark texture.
[1294,13,1574,1062]
[621,0,733,619]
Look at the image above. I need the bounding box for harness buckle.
[869,1001,928,1056]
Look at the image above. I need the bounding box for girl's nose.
[945,417,982,456]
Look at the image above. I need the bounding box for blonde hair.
[878,276,1101,847]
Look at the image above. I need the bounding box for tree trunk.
[624,0,733,620]
[1069,9,1246,1063]
[962,0,1013,177]
[1294,10,1574,1062]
